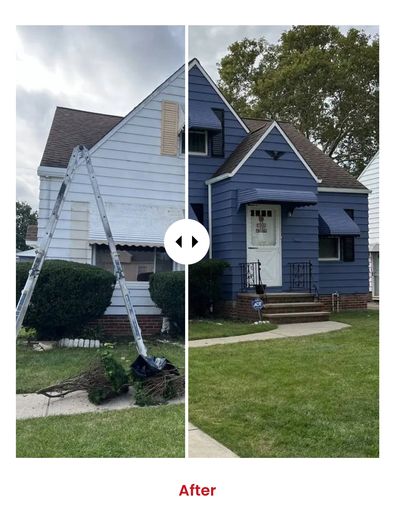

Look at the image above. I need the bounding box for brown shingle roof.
[40,107,123,168]
[214,117,367,190]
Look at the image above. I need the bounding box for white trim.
[206,121,321,185]
[188,129,208,156]
[89,64,185,156]
[318,187,370,194]
[189,59,249,134]
[37,165,66,178]
[208,183,213,258]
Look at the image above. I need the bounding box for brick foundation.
[219,291,369,321]
[87,315,163,337]
[318,293,369,311]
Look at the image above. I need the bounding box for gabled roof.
[40,108,123,168]
[211,117,367,190]
[40,63,185,169]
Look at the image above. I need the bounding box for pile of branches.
[134,368,185,406]
[37,353,129,405]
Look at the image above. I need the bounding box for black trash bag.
[131,354,180,379]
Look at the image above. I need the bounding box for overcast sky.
[189,25,379,80]
[16,26,184,209]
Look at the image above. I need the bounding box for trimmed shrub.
[16,260,116,339]
[189,259,230,317]
[87,350,129,405]
[149,271,184,335]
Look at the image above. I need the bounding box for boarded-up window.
[161,101,179,155]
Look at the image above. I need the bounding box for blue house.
[189,59,370,323]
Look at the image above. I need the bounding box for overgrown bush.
[16,260,116,339]
[87,350,129,405]
[149,271,184,335]
[189,259,230,317]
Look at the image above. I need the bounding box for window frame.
[188,130,208,156]
[319,236,341,261]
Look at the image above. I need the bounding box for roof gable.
[40,64,185,169]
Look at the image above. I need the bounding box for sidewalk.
[189,320,349,348]
[188,423,238,458]
[16,388,184,420]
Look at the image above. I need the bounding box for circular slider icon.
[164,219,210,265]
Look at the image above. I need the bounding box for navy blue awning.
[189,101,222,131]
[237,188,317,209]
[318,207,360,236]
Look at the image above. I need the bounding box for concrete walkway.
[189,320,350,348]
[188,423,238,458]
[16,388,184,420]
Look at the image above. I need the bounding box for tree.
[16,201,37,251]
[218,26,379,175]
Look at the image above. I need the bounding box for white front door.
[246,204,282,287]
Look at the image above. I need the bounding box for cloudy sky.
[16,26,184,209]
[189,25,379,80]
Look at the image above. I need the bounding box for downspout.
[208,182,213,258]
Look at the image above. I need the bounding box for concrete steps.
[264,301,325,314]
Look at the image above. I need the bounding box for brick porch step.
[265,292,314,304]
[264,302,325,314]
[266,311,330,324]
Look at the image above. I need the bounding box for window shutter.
[161,101,179,155]
[341,236,355,262]
[211,109,224,157]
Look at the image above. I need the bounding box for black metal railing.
[289,261,312,292]
[240,260,264,292]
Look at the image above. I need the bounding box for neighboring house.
[358,151,379,300]
[31,65,185,335]
[189,59,370,323]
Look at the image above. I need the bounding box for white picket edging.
[59,338,101,348]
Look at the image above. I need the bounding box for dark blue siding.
[189,64,247,229]
[212,127,319,299]
[318,192,369,294]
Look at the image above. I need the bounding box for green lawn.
[189,311,379,458]
[17,340,184,393]
[189,319,276,340]
[16,405,184,458]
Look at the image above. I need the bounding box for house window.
[341,236,355,262]
[319,237,340,261]
[94,245,173,281]
[189,130,207,155]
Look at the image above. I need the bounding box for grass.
[16,340,184,393]
[189,311,379,458]
[16,405,184,458]
[189,318,276,340]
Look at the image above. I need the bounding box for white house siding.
[37,69,185,315]
[358,151,379,297]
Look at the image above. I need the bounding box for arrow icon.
[176,236,182,248]
[192,236,198,248]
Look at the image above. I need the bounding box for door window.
[249,208,276,246]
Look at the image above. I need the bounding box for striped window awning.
[318,207,360,236]
[237,188,317,209]
[89,202,184,247]
[189,101,222,131]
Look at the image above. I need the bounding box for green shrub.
[149,271,184,335]
[189,259,230,317]
[87,349,129,405]
[16,260,116,340]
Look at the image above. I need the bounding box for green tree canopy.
[16,201,37,251]
[218,26,379,175]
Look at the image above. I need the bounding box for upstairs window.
[189,130,208,155]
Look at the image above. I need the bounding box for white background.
[2,2,399,514]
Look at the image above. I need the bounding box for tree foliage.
[16,201,37,251]
[218,26,379,175]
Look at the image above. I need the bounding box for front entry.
[246,204,282,287]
